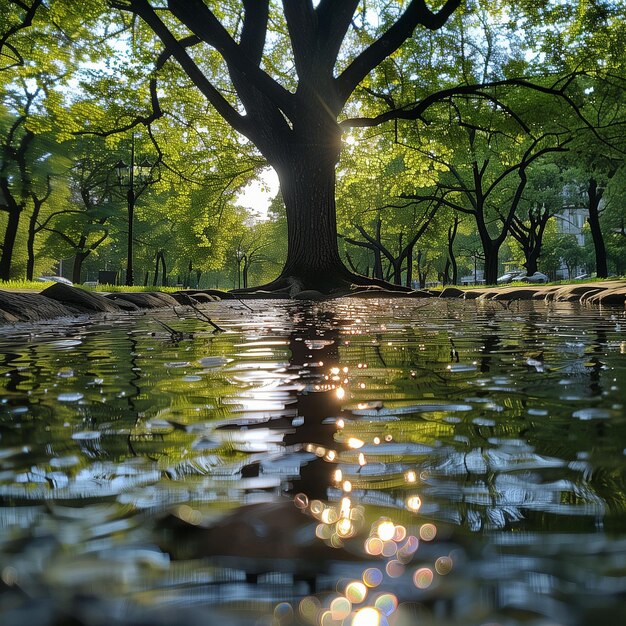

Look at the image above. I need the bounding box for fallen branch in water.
[188,301,225,332]
[173,294,226,332]
[153,319,187,341]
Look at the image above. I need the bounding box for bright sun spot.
[352,607,380,626]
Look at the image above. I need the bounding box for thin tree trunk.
[0,209,21,281]
[393,233,403,285]
[160,251,167,286]
[26,207,37,281]
[373,219,383,280]
[184,260,193,288]
[405,242,414,288]
[416,250,425,289]
[448,216,459,285]
[153,252,160,286]
[243,255,249,288]
[587,178,607,278]
[72,251,89,284]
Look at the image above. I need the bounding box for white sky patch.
[236,167,280,220]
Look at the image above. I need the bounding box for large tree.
[110,0,461,294]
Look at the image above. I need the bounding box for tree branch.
[282,0,316,79]
[165,0,295,119]
[0,0,43,71]
[240,0,269,65]
[336,0,461,104]
[123,0,251,137]
[340,73,607,145]
[315,0,360,73]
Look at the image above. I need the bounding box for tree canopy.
[0,0,625,290]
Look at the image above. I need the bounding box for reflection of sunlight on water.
[352,607,381,626]
[282,358,454,626]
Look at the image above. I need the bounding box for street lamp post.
[114,141,152,287]
[235,247,244,289]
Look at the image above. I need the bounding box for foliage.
[1,1,626,288]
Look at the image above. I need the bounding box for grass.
[0,279,54,291]
[0,279,181,293]
[1,276,623,294]
[90,284,180,293]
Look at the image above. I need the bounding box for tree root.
[229,271,423,300]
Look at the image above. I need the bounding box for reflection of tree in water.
[159,305,457,625]
[281,307,344,500]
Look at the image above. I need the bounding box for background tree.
[400,97,569,283]
[507,160,564,275]
[41,136,120,284]
[0,81,70,279]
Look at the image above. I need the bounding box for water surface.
[0,298,625,625]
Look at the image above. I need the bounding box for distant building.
[553,202,588,278]
[554,205,587,246]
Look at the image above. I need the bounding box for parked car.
[521,272,549,284]
[82,281,99,288]
[497,271,526,284]
[36,275,73,286]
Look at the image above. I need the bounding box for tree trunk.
[393,233,403,285]
[153,252,160,286]
[392,260,403,285]
[150,250,167,286]
[26,216,36,281]
[243,255,249,288]
[373,218,383,280]
[273,149,351,291]
[448,216,459,285]
[405,242,414,288]
[416,250,426,289]
[26,204,41,281]
[0,209,21,281]
[587,178,607,278]
[372,249,383,280]
[524,247,540,275]
[184,259,193,288]
[160,251,167,286]
[72,251,89,284]
[483,244,500,285]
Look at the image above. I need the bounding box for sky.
[236,167,280,220]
